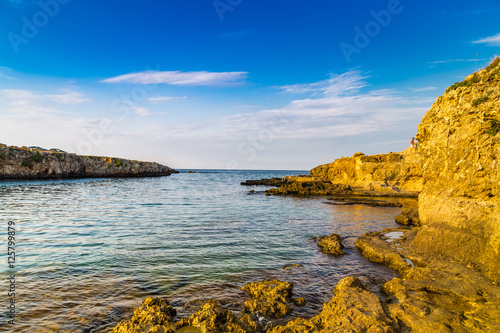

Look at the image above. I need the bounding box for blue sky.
[0,0,499,169]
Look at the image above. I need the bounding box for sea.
[0,170,410,332]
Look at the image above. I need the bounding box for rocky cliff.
[0,145,177,179]
[411,58,500,280]
[310,149,422,192]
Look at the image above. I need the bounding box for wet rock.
[175,300,252,333]
[283,264,302,271]
[112,297,176,333]
[241,178,286,186]
[355,231,412,273]
[356,225,500,332]
[395,207,420,226]
[382,264,500,333]
[268,277,397,333]
[266,181,352,197]
[267,317,316,333]
[293,298,307,307]
[237,313,259,332]
[325,197,403,207]
[316,233,345,255]
[242,279,294,318]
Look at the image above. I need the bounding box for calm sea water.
[0,170,407,332]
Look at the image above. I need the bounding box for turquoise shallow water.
[0,170,404,332]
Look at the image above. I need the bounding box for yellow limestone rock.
[412,58,500,280]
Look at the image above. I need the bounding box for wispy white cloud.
[147,71,428,141]
[277,71,368,95]
[1,90,90,106]
[472,33,500,46]
[237,104,264,108]
[410,86,438,92]
[0,67,16,80]
[146,96,187,104]
[130,107,151,117]
[102,70,248,87]
[0,72,432,169]
[427,58,487,67]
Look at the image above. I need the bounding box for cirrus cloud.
[472,33,500,46]
[146,96,187,104]
[102,70,248,87]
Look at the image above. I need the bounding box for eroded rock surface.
[241,178,288,186]
[326,197,403,207]
[113,297,176,333]
[316,233,345,255]
[413,58,500,280]
[266,180,352,197]
[242,280,295,319]
[395,208,420,226]
[357,227,500,332]
[268,277,397,333]
[356,230,413,273]
[175,300,254,333]
[310,151,422,192]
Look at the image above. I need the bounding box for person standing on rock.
[410,137,415,152]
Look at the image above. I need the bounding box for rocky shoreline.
[0,144,177,179]
[110,60,500,332]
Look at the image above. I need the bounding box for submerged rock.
[112,297,176,333]
[242,279,294,319]
[283,264,302,271]
[316,233,345,255]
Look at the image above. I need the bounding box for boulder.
[395,208,420,226]
[316,233,345,255]
[112,297,176,333]
[242,279,294,318]
[268,277,397,333]
[175,300,253,333]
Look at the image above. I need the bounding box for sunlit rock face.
[412,58,500,280]
[310,150,422,193]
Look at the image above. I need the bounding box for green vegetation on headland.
[486,119,500,136]
[0,144,177,179]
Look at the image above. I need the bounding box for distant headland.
[0,144,177,179]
